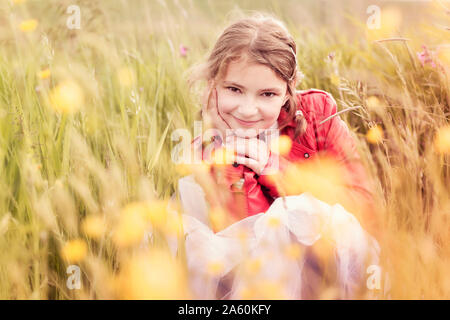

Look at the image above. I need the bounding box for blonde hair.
[184,12,307,141]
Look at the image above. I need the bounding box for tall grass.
[0,0,448,299]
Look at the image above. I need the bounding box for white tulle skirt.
[155,174,380,300]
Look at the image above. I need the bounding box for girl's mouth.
[231,115,261,127]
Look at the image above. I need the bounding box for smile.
[231,115,261,127]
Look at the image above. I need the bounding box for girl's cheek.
[217,94,240,113]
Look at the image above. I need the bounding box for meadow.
[0,0,449,299]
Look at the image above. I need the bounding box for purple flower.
[417,45,436,68]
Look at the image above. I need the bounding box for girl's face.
[213,56,289,135]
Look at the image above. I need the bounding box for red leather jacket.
[192,89,377,233]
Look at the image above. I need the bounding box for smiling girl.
[174,12,380,299]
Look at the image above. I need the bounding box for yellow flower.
[81,215,106,239]
[284,243,303,260]
[242,257,262,274]
[434,125,450,154]
[208,206,230,233]
[48,80,84,114]
[115,249,189,299]
[212,147,235,165]
[270,135,292,156]
[366,96,381,110]
[19,19,38,32]
[60,239,88,263]
[13,0,26,5]
[366,125,384,144]
[266,216,281,228]
[207,260,225,276]
[113,202,149,247]
[38,68,51,79]
[116,67,136,87]
[145,200,168,229]
[175,163,192,176]
[329,73,340,87]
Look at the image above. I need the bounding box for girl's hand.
[225,135,272,176]
[201,84,231,139]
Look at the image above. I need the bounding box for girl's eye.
[262,92,276,98]
[226,86,241,93]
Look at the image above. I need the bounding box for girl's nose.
[236,96,259,118]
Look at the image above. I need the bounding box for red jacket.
[192,89,377,234]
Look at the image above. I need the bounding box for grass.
[0,0,449,299]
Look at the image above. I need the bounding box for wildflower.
[60,239,88,263]
[212,147,235,165]
[434,125,450,154]
[366,125,384,144]
[81,215,106,239]
[179,44,188,57]
[266,216,281,228]
[417,45,437,68]
[270,135,292,156]
[115,249,189,299]
[145,200,168,229]
[19,19,38,32]
[365,96,381,110]
[207,260,225,276]
[113,202,149,247]
[38,68,51,79]
[48,80,84,113]
[284,243,303,260]
[116,66,136,87]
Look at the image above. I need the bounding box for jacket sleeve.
[315,93,378,235]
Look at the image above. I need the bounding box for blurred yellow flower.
[115,249,189,299]
[60,239,88,263]
[434,125,450,154]
[366,96,381,110]
[329,73,340,87]
[38,68,51,80]
[243,257,262,274]
[209,206,230,232]
[175,163,192,176]
[212,147,235,165]
[116,67,136,87]
[366,125,384,144]
[48,80,84,114]
[145,200,168,229]
[266,216,281,228]
[207,260,224,276]
[113,202,149,247]
[13,0,26,4]
[81,215,106,239]
[270,134,292,156]
[19,19,38,32]
[163,212,184,237]
[284,243,303,260]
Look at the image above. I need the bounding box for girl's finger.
[234,155,261,174]
[227,136,267,161]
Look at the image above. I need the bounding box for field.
[0,0,449,299]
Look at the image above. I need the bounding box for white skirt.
[154,174,380,300]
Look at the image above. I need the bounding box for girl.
[173,13,379,300]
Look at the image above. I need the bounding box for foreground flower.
[60,239,88,263]
[434,125,450,154]
[48,80,84,113]
[38,68,51,80]
[114,249,190,299]
[270,135,292,156]
[179,44,188,57]
[116,66,136,87]
[417,45,437,68]
[113,202,149,247]
[19,19,38,32]
[81,215,106,239]
[366,125,384,144]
